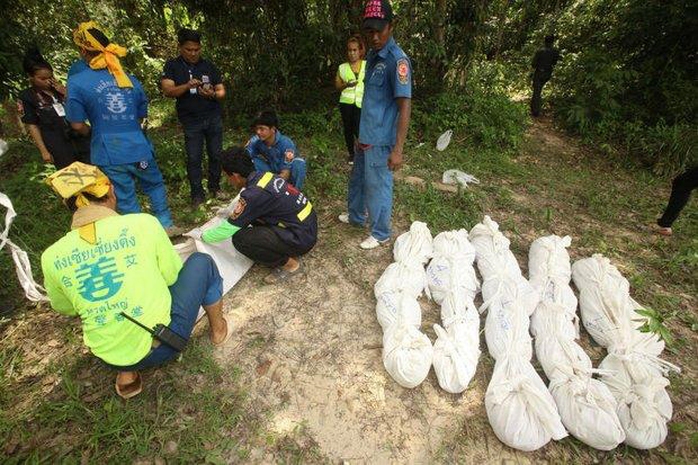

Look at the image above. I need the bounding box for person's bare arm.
[161,78,201,98]
[199,83,225,100]
[26,124,52,163]
[70,122,90,137]
[388,97,411,171]
[279,169,291,180]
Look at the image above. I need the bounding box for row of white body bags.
[375,222,434,388]
[427,230,481,394]
[572,254,679,450]
[470,217,567,451]
[529,236,625,451]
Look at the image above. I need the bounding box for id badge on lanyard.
[188,69,197,94]
[52,95,66,117]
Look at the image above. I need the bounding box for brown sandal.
[115,372,143,399]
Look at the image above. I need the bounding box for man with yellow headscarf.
[41,162,233,399]
[66,22,181,236]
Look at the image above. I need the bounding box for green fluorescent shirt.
[41,213,183,366]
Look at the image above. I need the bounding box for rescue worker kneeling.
[41,162,233,399]
[197,147,317,284]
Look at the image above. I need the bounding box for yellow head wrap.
[73,21,133,88]
[46,162,112,244]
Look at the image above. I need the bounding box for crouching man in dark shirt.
[195,147,317,285]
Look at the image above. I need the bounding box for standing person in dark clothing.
[654,166,697,236]
[18,48,90,169]
[192,147,317,285]
[531,35,560,117]
[335,35,366,165]
[161,28,226,206]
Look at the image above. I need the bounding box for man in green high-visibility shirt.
[41,162,233,399]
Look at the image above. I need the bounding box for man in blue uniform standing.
[340,0,412,250]
[161,28,226,206]
[246,110,307,189]
[194,147,317,285]
[67,22,180,236]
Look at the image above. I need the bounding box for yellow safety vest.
[338,61,365,108]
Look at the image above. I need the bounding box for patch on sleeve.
[397,58,410,85]
[231,198,247,220]
[285,149,295,162]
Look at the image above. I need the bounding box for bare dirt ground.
[211,119,696,463]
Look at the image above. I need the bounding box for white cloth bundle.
[550,373,626,450]
[432,229,476,259]
[426,255,479,304]
[374,261,428,299]
[375,291,422,332]
[383,322,434,388]
[599,352,673,449]
[393,221,433,266]
[534,332,593,380]
[529,300,578,340]
[528,235,573,282]
[432,323,480,393]
[484,301,533,361]
[440,291,480,341]
[485,355,568,451]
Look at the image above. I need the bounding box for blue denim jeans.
[105,252,223,371]
[100,159,173,228]
[347,145,393,241]
[183,115,223,199]
[251,157,307,190]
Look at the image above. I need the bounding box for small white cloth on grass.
[436,129,452,151]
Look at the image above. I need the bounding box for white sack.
[528,235,572,282]
[440,292,480,339]
[374,261,428,299]
[529,300,578,340]
[432,323,480,393]
[426,255,479,304]
[486,355,568,451]
[550,375,625,451]
[534,334,592,380]
[383,323,434,389]
[480,275,539,317]
[432,229,476,260]
[529,276,578,315]
[375,291,422,332]
[393,221,433,266]
[484,302,533,361]
[599,353,673,449]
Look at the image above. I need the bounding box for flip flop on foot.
[264,261,304,284]
[115,372,142,399]
[212,314,234,347]
[652,224,673,236]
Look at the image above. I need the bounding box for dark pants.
[105,253,223,371]
[657,167,698,228]
[531,72,550,117]
[339,102,361,160]
[233,225,313,268]
[183,114,223,200]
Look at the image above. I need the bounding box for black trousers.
[232,225,313,268]
[339,102,361,159]
[657,166,698,228]
[531,73,550,116]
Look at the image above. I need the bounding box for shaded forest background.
[0,0,696,172]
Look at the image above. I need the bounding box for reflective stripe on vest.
[338,61,365,108]
[297,201,312,221]
[256,172,273,188]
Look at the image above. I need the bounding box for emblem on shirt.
[105,92,128,114]
[285,149,295,162]
[231,198,247,219]
[397,59,409,85]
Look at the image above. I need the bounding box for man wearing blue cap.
[340,0,412,250]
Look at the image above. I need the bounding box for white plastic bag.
[442,169,480,188]
[486,355,568,451]
[382,323,434,388]
[550,375,625,451]
[375,291,422,332]
[432,323,480,393]
[393,221,433,266]
[436,129,452,151]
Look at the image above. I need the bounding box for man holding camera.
[162,28,227,207]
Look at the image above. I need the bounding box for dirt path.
[213,119,600,464]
